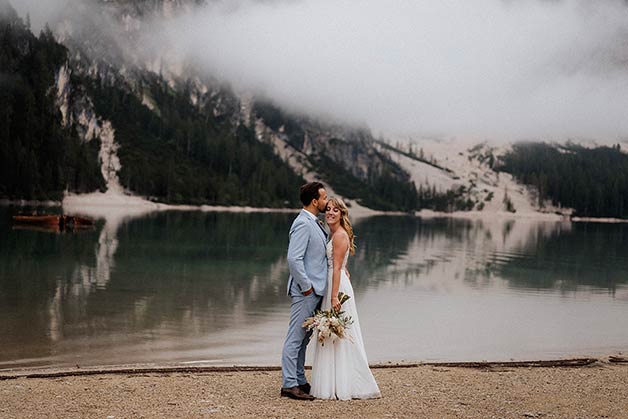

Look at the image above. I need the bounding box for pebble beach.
[1,359,627,419]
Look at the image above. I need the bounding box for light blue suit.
[281,209,328,388]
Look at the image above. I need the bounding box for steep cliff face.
[50,0,253,199]
[251,100,417,210]
[250,98,405,179]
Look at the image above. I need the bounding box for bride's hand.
[331,296,341,312]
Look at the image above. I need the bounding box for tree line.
[0,6,104,200]
[0,2,305,207]
[82,73,305,207]
[498,142,628,218]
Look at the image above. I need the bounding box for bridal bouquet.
[302,292,353,345]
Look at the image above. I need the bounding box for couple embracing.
[280,182,381,401]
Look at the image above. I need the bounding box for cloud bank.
[9,0,70,32]
[9,0,628,141]
[152,0,628,140]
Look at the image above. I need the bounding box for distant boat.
[12,215,61,226]
[12,214,94,232]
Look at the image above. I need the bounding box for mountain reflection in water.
[1,208,627,369]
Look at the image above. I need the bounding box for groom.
[280,181,329,400]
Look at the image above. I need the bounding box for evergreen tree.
[498,142,628,218]
[0,4,105,200]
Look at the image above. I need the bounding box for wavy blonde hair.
[327,197,356,255]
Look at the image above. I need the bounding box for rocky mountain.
[1,0,420,211]
[377,139,548,216]
[4,0,628,218]
[251,101,418,211]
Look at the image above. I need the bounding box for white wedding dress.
[310,240,381,400]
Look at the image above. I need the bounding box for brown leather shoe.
[299,383,311,394]
[280,386,315,400]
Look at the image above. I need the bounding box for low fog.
[10,0,628,141]
[9,0,70,33]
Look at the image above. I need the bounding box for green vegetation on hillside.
[0,6,105,200]
[82,74,304,206]
[377,140,454,174]
[498,142,628,218]
[313,153,418,211]
[0,2,304,206]
[254,101,419,212]
[416,185,475,212]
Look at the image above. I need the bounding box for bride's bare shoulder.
[331,230,349,247]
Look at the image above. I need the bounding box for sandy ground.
[1,361,627,419]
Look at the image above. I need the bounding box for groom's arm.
[287,220,313,294]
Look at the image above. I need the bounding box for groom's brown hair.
[300,181,325,206]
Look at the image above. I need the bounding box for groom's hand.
[302,287,314,296]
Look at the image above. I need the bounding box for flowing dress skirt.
[311,268,381,400]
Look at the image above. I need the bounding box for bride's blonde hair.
[327,197,356,255]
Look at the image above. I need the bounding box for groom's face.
[314,188,328,213]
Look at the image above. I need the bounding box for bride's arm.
[331,233,349,311]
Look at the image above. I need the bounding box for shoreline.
[1,356,623,381]
[2,357,627,419]
[3,195,628,224]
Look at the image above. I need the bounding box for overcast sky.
[10,0,628,141]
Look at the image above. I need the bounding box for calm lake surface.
[1,207,628,370]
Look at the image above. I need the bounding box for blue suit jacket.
[286,209,328,297]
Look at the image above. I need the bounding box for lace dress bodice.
[322,240,349,311]
[326,240,349,272]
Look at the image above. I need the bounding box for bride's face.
[325,203,341,226]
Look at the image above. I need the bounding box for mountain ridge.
[4,0,628,219]
[2,0,421,211]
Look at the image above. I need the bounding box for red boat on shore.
[12,214,94,232]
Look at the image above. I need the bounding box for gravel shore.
[1,360,627,419]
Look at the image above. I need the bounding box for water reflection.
[494,222,628,293]
[350,217,628,293]
[1,207,628,369]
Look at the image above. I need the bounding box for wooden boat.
[12,214,95,231]
[12,224,62,234]
[12,215,63,226]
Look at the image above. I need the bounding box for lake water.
[1,207,627,370]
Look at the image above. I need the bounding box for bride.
[310,197,381,400]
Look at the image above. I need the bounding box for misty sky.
[10,0,628,141]
[10,0,69,32]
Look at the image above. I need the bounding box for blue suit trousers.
[281,292,322,388]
